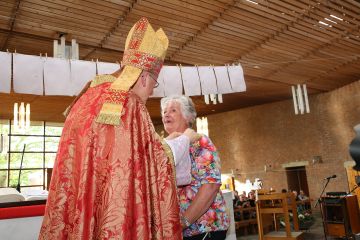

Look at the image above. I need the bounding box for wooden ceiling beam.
[83,0,138,60]
[0,28,186,66]
[1,0,21,51]
[263,24,360,81]
[231,0,321,64]
[306,55,360,85]
[0,0,358,112]
[324,0,360,25]
[19,1,122,26]
[0,27,122,54]
[168,0,238,61]
[229,0,359,87]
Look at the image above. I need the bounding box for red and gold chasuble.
[39,79,182,240]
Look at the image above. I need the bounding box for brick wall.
[206,80,360,199]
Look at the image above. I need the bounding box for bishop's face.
[162,101,188,134]
[140,71,158,101]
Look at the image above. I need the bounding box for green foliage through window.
[0,120,63,189]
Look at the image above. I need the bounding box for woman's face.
[162,101,188,134]
[248,192,255,199]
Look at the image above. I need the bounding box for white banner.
[13,53,44,95]
[213,66,233,94]
[0,52,11,93]
[181,66,201,96]
[198,66,218,95]
[228,65,246,92]
[70,60,96,95]
[97,61,120,75]
[2,51,247,98]
[163,66,183,96]
[44,58,72,96]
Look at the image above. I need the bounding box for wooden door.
[286,166,310,197]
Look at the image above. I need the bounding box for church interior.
[0,0,360,239]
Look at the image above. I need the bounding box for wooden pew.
[234,206,257,235]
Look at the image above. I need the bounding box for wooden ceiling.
[0,0,360,124]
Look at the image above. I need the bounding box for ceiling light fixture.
[291,84,310,115]
[324,18,337,24]
[204,94,223,105]
[245,0,258,4]
[53,34,79,59]
[196,117,209,136]
[14,102,30,131]
[330,14,343,21]
[319,21,330,26]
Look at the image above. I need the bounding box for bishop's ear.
[140,73,147,87]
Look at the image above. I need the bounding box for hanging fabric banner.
[2,51,248,97]
[44,57,72,96]
[213,66,233,94]
[0,52,11,93]
[228,64,246,92]
[13,53,44,95]
[198,66,218,95]
[181,66,201,96]
[97,61,120,75]
[163,66,183,96]
[70,60,96,95]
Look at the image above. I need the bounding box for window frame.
[0,120,62,190]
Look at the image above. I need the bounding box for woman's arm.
[182,183,220,227]
[180,135,222,228]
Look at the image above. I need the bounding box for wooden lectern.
[321,195,360,238]
[256,192,304,240]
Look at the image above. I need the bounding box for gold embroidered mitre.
[96,17,169,125]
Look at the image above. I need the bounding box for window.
[0,120,63,190]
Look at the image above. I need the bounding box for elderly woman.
[161,95,229,240]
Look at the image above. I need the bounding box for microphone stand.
[314,177,332,240]
[314,178,331,208]
[16,144,26,193]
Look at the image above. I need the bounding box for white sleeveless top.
[164,135,192,186]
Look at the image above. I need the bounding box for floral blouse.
[177,135,230,237]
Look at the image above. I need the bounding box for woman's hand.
[166,128,200,142]
[180,215,191,229]
[165,132,182,140]
[183,128,201,142]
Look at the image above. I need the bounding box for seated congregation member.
[235,194,250,208]
[161,95,230,240]
[233,190,241,206]
[292,190,300,201]
[233,191,243,221]
[247,190,256,207]
[40,18,182,240]
[298,190,311,210]
[237,194,251,220]
[298,190,309,201]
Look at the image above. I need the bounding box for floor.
[236,211,355,240]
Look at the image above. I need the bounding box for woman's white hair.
[160,95,197,127]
